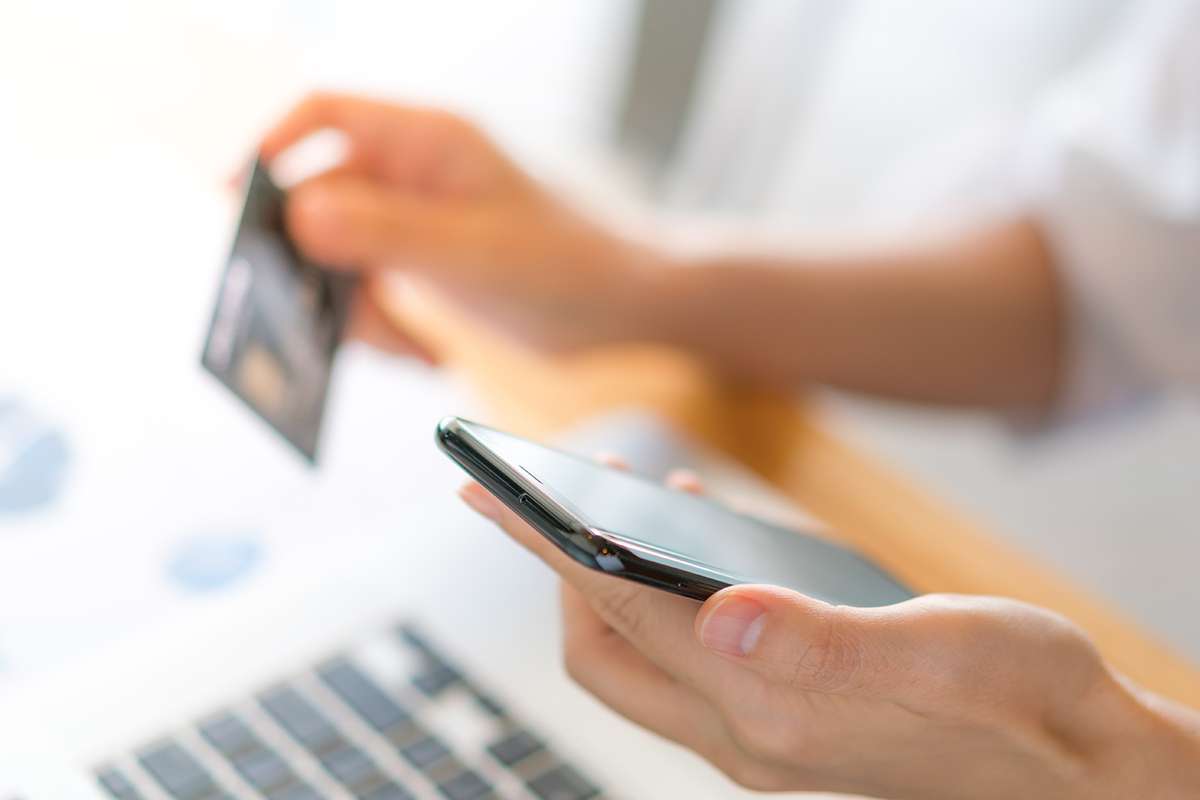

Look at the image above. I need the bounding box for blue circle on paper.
[0,396,71,515]
[167,534,263,593]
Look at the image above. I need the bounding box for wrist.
[617,252,826,383]
[523,210,678,350]
[596,237,685,347]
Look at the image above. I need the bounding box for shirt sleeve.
[1022,0,1200,426]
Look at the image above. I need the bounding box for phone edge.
[435,416,732,601]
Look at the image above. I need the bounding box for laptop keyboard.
[93,624,603,800]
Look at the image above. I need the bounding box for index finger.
[457,481,748,698]
[260,92,381,162]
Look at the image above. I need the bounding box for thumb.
[694,584,916,697]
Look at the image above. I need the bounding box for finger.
[260,92,383,162]
[458,481,609,580]
[347,279,439,365]
[284,173,471,271]
[558,582,729,755]
[284,162,360,194]
[592,452,630,471]
[694,584,924,699]
[458,481,749,697]
[665,468,705,495]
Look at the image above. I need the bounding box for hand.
[457,464,1200,799]
[258,93,659,360]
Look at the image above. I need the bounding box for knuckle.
[560,624,617,692]
[790,609,864,694]
[716,749,794,792]
[442,109,480,137]
[301,89,336,113]
[419,107,473,139]
[943,614,997,678]
[927,598,1019,683]
[287,185,347,262]
[904,596,1028,706]
[559,611,600,689]
[726,710,811,768]
[921,596,1103,703]
[561,638,591,687]
[588,584,646,641]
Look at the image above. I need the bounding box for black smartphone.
[437,417,914,606]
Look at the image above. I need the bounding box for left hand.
[256,93,659,362]
[457,469,1200,799]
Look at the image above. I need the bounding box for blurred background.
[2,0,1198,688]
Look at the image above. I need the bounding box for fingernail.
[699,596,767,656]
[458,483,502,522]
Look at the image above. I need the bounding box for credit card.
[201,159,355,463]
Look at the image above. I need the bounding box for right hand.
[459,459,1200,799]
[259,92,659,360]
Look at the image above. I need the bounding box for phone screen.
[464,421,913,607]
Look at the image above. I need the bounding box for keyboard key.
[412,663,459,697]
[318,660,410,731]
[198,713,259,758]
[487,730,543,766]
[396,625,464,697]
[259,686,343,752]
[424,755,466,786]
[528,765,599,800]
[358,782,415,800]
[320,744,381,788]
[399,735,450,770]
[137,741,220,799]
[382,717,423,749]
[438,770,492,800]
[394,625,436,657]
[472,693,507,719]
[97,623,601,800]
[95,766,144,799]
[232,748,294,791]
[266,783,326,800]
[420,690,498,755]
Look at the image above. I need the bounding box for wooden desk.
[404,296,1200,709]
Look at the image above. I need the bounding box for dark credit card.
[201,159,355,463]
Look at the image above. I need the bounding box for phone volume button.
[518,494,555,527]
[519,494,542,516]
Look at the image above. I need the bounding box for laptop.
[0,400,834,800]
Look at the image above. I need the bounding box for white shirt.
[672,0,1196,424]
[1028,0,1200,422]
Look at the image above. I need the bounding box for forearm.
[636,218,1064,411]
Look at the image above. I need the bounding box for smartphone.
[437,417,914,606]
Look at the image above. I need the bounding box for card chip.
[237,344,288,419]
